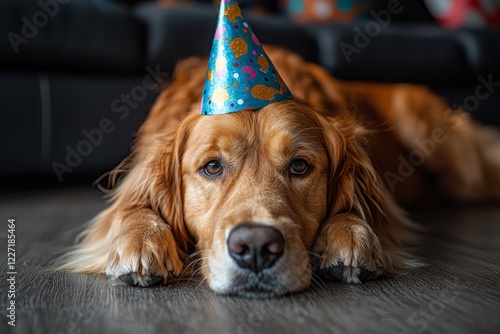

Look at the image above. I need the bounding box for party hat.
[200,0,293,116]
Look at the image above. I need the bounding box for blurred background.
[1,0,499,188]
[1,2,500,333]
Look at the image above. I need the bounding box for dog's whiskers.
[187,250,204,260]
[185,258,206,276]
[194,269,211,291]
[309,272,329,294]
[180,255,209,284]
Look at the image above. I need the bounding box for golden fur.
[58,47,500,297]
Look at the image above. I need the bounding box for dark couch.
[1,0,499,185]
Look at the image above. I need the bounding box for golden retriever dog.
[59,47,500,298]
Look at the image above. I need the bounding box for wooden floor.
[1,186,499,334]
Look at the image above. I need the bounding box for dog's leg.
[313,213,384,283]
[105,208,184,287]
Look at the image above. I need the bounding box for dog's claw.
[118,273,163,287]
[318,263,372,282]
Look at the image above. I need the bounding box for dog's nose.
[227,224,284,273]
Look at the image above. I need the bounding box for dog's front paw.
[105,210,184,287]
[313,213,383,283]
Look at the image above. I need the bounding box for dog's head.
[183,100,331,297]
[143,97,390,297]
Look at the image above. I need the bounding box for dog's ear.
[103,57,209,254]
[110,114,198,253]
[321,116,382,222]
[320,114,417,274]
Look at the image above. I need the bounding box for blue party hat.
[200,0,293,116]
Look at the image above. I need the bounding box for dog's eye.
[290,159,311,176]
[202,160,223,177]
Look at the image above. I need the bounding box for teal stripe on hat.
[200,0,293,116]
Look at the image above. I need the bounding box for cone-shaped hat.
[200,0,293,115]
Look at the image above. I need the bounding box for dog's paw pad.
[118,273,163,287]
[318,263,372,282]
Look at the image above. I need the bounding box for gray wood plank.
[1,188,499,334]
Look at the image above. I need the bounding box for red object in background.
[424,0,500,28]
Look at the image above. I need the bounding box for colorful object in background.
[201,0,293,116]
[424,0,500,28]
[283,0,372,23]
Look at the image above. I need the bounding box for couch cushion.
[452,28,500,78]
[0,0,144,74]
[0,73,42,174]
[306,22,500,85]
[134,3,319,73]
[0,70,156,179]
[306,23,466,84]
